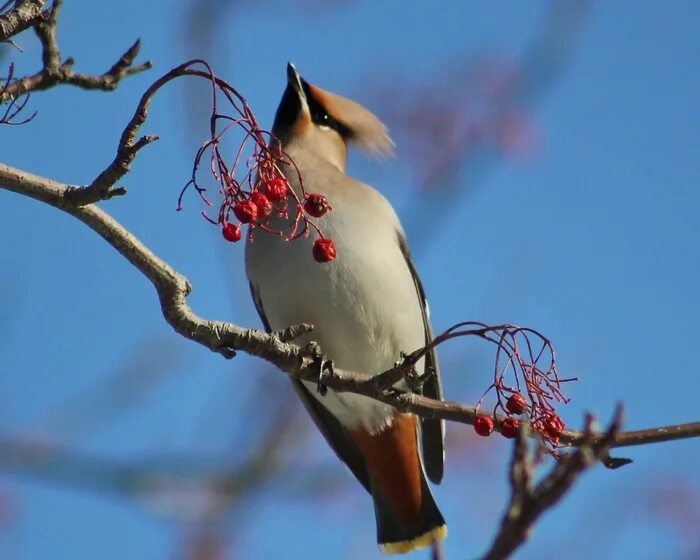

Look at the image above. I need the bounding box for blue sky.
[1,1,699,559]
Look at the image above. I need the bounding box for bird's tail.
[373,471,446,555]
[349,413,447,554]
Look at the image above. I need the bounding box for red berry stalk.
[415,322,575,450]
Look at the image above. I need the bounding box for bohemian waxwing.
[245,63,446,554]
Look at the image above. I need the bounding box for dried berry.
[264,177,288,202]
[542,413,565,441]
[233,199,258,224]
[312,238,336,263]
[506,393,527,415]
[474,415,494,437]
[501,417,520,439]
[221,223,242,242]
[304,193,331,218]
[251,192,272,218]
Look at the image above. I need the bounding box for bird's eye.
[312,108,350,138]
[316,112,333,130]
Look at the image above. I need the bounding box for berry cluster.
[473,391,565,443]
[422,322,573,450]
[473,393,527,438]
[219,176,335,264]
[175,60,337,264]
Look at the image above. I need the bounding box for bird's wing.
[248,282,371,492]
[396,233,445,484]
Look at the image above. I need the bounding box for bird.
[245,63,446,554]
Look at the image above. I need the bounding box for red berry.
[304,193,331,218]
[233,199,258,224]
[251,192,272,218]
[221,223,242,242]
[542,413,565,440]
[473,415,494,437]
[501,417,520,439]
[264,177,288,202]
[312,238,336,263]
[506,393,527,415]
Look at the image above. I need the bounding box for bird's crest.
[306,83,395,158]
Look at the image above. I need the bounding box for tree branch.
[0,0,151,104]
[0,0,45,42]
[1,161,699,457]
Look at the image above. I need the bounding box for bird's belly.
[269,274,406,434]
[248,234,425,434]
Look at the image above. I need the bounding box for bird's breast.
[246,172,425,432]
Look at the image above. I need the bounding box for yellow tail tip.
[379,525,447,555]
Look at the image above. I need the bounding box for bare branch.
[482,406,624,560]
[0,0,151,104]
[0,0,45,42]
[577,421,700,448]
[64,61,211,205]
[65,59,257,206]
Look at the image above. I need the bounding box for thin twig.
[1,62,36,124]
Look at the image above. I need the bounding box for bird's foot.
[304,341,334,397]
[412,365,437,392]
[395,351,434,392]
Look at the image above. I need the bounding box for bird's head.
[272,63,394,172]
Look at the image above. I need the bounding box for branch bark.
[0,0,45,42]
[0,0,151,104]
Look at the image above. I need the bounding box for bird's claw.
[304,342,333,396]
[417,365,437,385]
[407,365,437,392]
[316,357,334,396]
[396,351,431,392]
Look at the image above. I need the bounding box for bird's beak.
[271,62,312,137]
[287,62,306,101]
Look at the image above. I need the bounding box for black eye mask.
[301,81,353,139]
